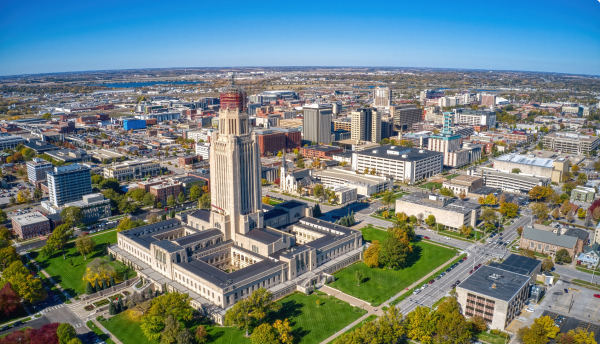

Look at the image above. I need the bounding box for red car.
[594,294,600,299]
[429,279,435,284]
[462,257,467,261]
[477,263,482,268]
[469,270,473,274]
[424,236,430,240]
[474,266,479,270]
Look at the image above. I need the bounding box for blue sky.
[1,0,599,76]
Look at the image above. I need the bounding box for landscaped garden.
[330,238,457,304]
[31,230,135,296]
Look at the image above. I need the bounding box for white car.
[526,308,535,313]
[413,289,421,295]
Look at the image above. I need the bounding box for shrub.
[84,305,95,311]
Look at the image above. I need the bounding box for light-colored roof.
[12,211,48,226]
[495,154,554,168]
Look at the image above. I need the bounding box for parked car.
[526,308,535,312]
[429,279,435,284]
[469,270,474,274]
[0,326,8,332]
[594,294,600,299]
[423,236,430,240]
[13,321,22,327]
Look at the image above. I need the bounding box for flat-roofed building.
[453,108,497,128]
[351,108,381,143]
[468,167,550,194]
[0,135,25,150]
[352,145,443,185]
[45,149,92,164]
[11,211,51,239]
[103,159,161,181]
[442,175,484,196]
[493,154,568,183]
[391,105,422,132]
[456,254,540,330]
[47,164,93,207]
[543,132,600,155]
[396,192,481,230]
[26,158,53,183]
[398,131,431,149]
[302,104,333,144]
[92,149,126,163]
[300,145,343,159]
[311,168,392,196]
[571,186,595,203]
[60,193,111,223]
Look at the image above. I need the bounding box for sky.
[1,0,599,76]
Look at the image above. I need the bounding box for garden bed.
[93,299,110,307]
[108,294,124,302]
[84,305,95,311]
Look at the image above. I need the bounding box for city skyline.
[1,0,599,76]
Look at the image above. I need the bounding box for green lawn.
[476,331,509,344]
[265,293,366,344]
[330,241,456,304]
[359,225,388,243]
[102,292,364,344]
[420,182,443,190]
[31,230,134,296]
[445,174,460,180]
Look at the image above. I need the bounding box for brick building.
[255,127,301,156]
[300,145,344,159]
[149,183,183,205]
[11,211,51,239]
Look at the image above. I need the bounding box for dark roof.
[458,265,531,302]
[564,227,589,242]
[303,145,342,152]
[188,209,210,223]
[276,200,305,210]
[264,209,288,220]
[469,186,500,196]
[355,145,443,162]
[172,176,203,184]
[245,228,282,244]
[488,254,541,276]
[177,258,285,288]
[172,229,222,246]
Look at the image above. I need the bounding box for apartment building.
[543,132,600,155]
[26,158,53,183]
[352,145,443,184]
[11,211,51,239]
[0,135,25,150]
[468,167,550,194]
[373,86,392,108]
[300,145,343,159]
[47,164,93,207]
[302,104,333,144]
[454,109,497,128]
[350,108,381,143]
[391,105,422,132]
[150,182,183,205]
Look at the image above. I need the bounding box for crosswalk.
[43,304,65,312]
[74,323,83,328]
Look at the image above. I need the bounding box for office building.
[45,149,92,164]
[493,154,568,183]
[61,194,111,223]
[22,140,60,154]
[420,89,445,100]
[196,143,210,161]
[468,167,550,194]
[481,94,497,107]
[150,182,183,205]
[26,158,53,183]
[442,175,484,196]
[255,127,301,156]
[11,211,51,239]
[350,108,381,143]
[396,193,480,230]
[300,145,344,159]
[302,104,333,144]
[352,145,443,184]
[543,132,600,155]
[373,87,392,108]
[103,160,161,181]
[398,131,431,149]
[311,168,392,196]
[428,112,481,167]
[0,135,25,150]
[391,105,422,132]
[454,109,497,128]
[124,119,147,131]
[47,164,93,207]
[457,254,540,330]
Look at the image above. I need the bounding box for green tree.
[33,188,43,201]
[313,203,322,217]
[542,258,554,271]
[42,113,52,120]
[425,214,436,227]
[75,235,95,260]
[380,230,410,270]
[224,298,253,336]
[160,315,180,344]
[91,175,104,185]
[355,270,363,286]
[313,184,325,202]
[57,323,77,344]
[175,328,193,344]
[0,246,19,271]
[439,188,455,197]
[479,208,498,225]
[177,191,185,203]
[199,193,211,209]
[167,195,175,206]
[99,179,121,192]
[0,209,7,223]
[143,192,156,208]
[86,281,95,295]
[380,190,398,209]
[188,185,202,200]
[127,188,147,202]
[1,261,45,303]
[250,323,279,344]
[60,206,84,228]
[42,224,72,259]
[512,168,521,174]
[556,249,572,264]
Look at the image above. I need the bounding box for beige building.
[331,185,357,204]
[493,154,568,183]
[543,132,600,155]
[103,160,161,181]
[311,168,392,196]
[442,175,484,196]
[351,108,381,143]
[395,193,480,230]
[373,86,392,109]
[468,167,550,194]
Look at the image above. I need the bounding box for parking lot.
[543,282,600,323]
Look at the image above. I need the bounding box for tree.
[61,206,84,228]
[177,192,185,203]
[405,306,436,343]
[499,202,519,218]
[439,188,455,197]
[2,261,45,303]
[529,186,554,202]
[470,315,488,333]
[189,185,201,200]
[355,270,363,286]
[117,218,132,232]
[273,319,293,344]
[363,240,381,268]
[313,184,325,202]
[109,300,117,315]
[86,281,95,295]
[44,224,72,259]
[512,168,521,174]
[57,323,77,344]
[147,214,160,224]
[542,258,554,271]
[143,192,156,208]
[556,249,572,264]
[99,179,121,193]
[127,188,147,202]
[313,203,322,217]
[75,235,95,260]
[199,193,211,209]
[251,323,279,344]
[119,197,139,214]
[42,113,52,120]
[531,202,550,220]
[195,325,208,344]
[224,298,253,336]
[380,230,411,270]
[0,246,19,271]
[380,190,397,209]
[0,210,7,224]
[175,328,193,344]
[569,328,597,344]
[535,316,560,339]
[82,258,117,284]
[484,193,498,206]
[479,208,498,225]
[578,207,587,219]
[458,190,467,199]
[33,188,43,201]
[435,297,473,344]
[0,282,22,318]
[552,207,560,220]
[459,225,472,238]
[425,214,436,227]
[91,175,104,185]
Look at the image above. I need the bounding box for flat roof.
[12,212,48,226]
[495,154,554,168]
[172,229,222,246]
[399,192,480,214]
[312,169,386,187]
[458,265,530,302]
[488,254,540,276]
[303,145,342,152]
[355,145,443,162]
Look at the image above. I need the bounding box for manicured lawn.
[445,174,460,180]
[31,230,134,296]
[103,292,364,344]
[265,293,366,344]
[420,182,442,190]
[330,241,456,304]
[359,225,388,243]
[476,331,509,344]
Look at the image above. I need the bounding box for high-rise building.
[302,104,333,144]
[220,74,247,111]
[428,112,480,167]
[420,89,445,100]
[26,158,53,183]
[47,164,93,207]
[351,108,381,143]
[210,107,263,240]
[373,87,392,108]
[391,105,423,132]
[481,94,497,107]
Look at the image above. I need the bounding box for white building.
[196,143,210,161]
[373,86,392,109]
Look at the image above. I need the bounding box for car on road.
[440,272,446,276]
[462,256,467,261]
[594,294,600,299]
[456,280,460,284]
[526,308,535,312]
[13,321,22,328]
[429,279,435,284]
[469,269,473,274]
[435,275,441,280]
[0,326,8,332]
[413,289,421,295]
[423,236,430,240]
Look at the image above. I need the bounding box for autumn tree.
[0,282,22,318]
[1,261,45,303]
[499,202,519,218]
[75,235,95,260]
[363,240,381,268]
[531,202,550,220]
[542,258,554,271]
[0,246,19,271]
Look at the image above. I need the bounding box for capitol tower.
[209,104,263,241]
